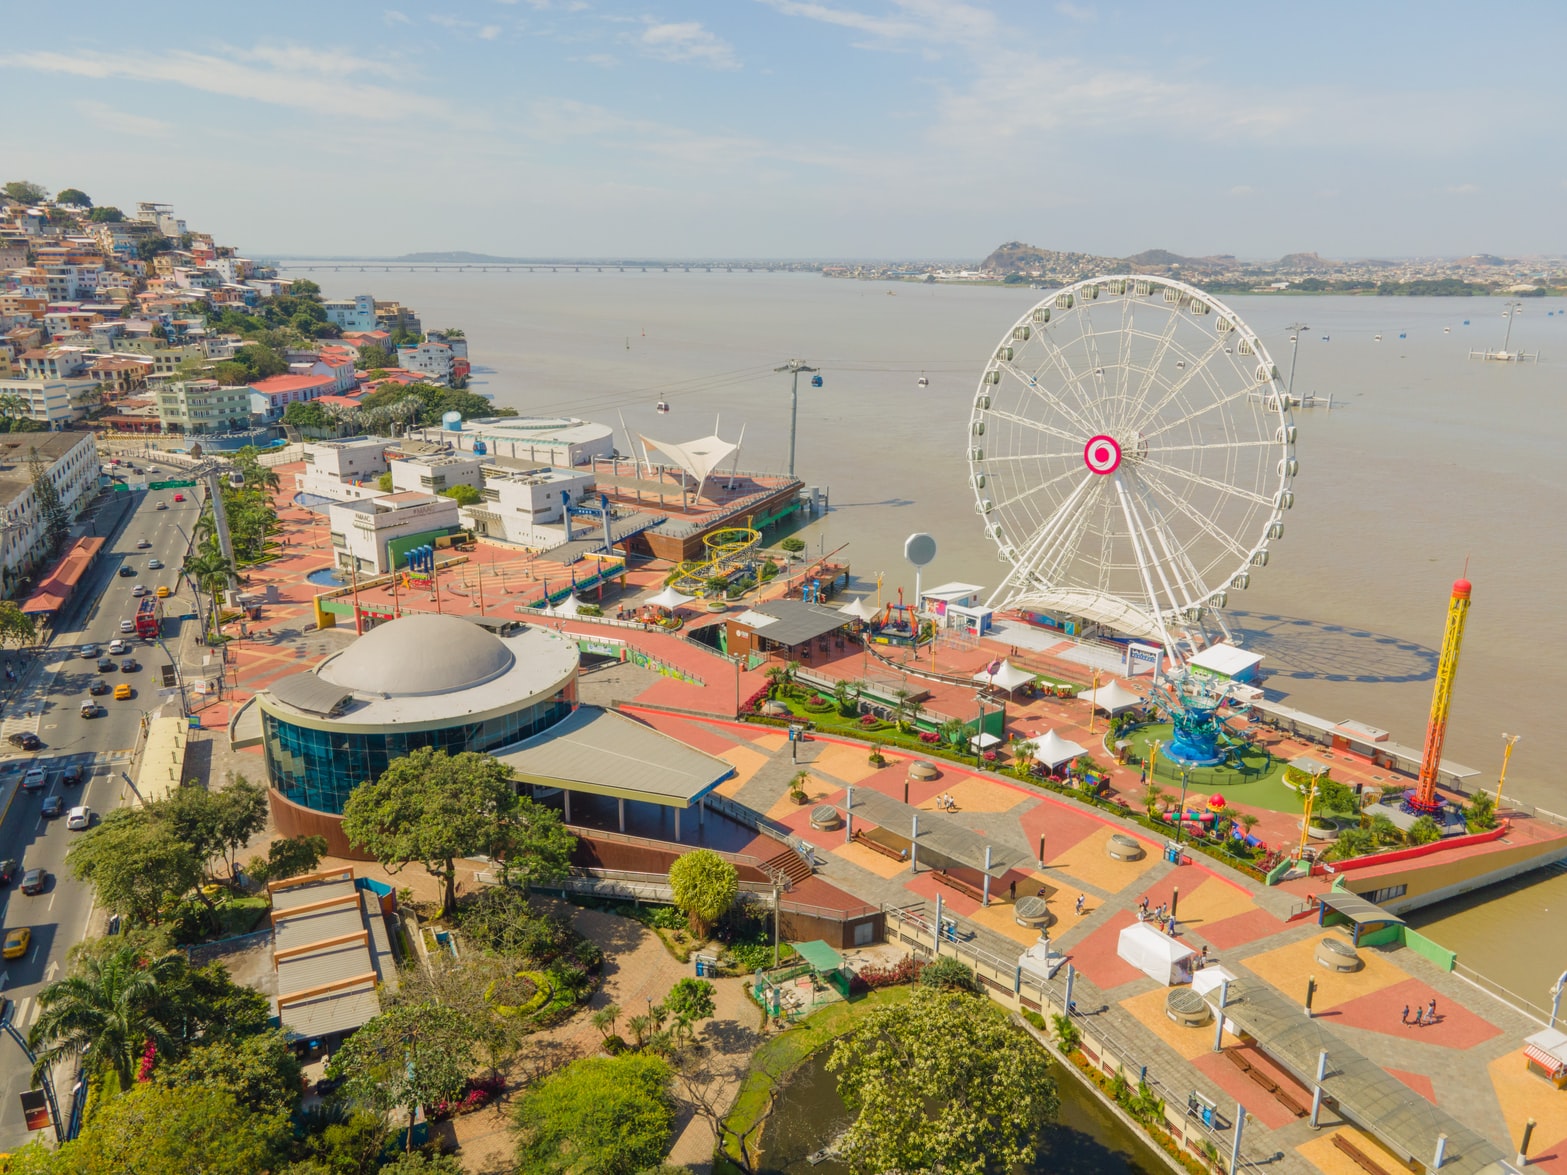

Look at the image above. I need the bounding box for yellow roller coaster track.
[669,526,763,596]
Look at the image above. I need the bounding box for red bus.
[134,596,163,639]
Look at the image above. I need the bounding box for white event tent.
[648,584,696,610]
[1117,923,1197,985]
[1077,679,1144,715]
[971,659,1035,695]
[1028,729,1087,769]
[837,596,880,623]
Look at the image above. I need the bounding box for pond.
[757,1045,1165,1175]
[306,567,350,587]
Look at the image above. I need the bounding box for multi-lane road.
[0,476,203,1150]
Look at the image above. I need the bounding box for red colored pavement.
[1323,976,1503,1048]
[1190,1050,1299,1131]
[1195,907,1288,953]
[1386,1068,1436,1103]
[1062,909,1144,990]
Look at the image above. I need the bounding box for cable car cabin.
[656,400,669,415]
[810,375,823,387]
[917,375,929,387]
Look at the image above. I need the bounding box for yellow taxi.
[3,927,31,959]
[113,683,132,701]
[156,585,171,598]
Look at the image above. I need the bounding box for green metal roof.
[793,939,844,973]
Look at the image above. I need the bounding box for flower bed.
[429,1073,506,1121]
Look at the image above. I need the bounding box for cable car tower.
[1407,575,1473,816]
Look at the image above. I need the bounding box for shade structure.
[1028,729,1088,769]
[546,593,583,618]
[1077,678,1144,714]
[1117,922,1196,985]
[837,596,880,623]
[648,584,696,610]
[970,659,1035,694]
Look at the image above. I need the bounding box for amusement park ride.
[1407,575,1473,816]
[1143,670,1253,770]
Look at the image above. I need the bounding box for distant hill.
[981,241,1245,279]
[392,251,524,263]
[1277,251,1343,270]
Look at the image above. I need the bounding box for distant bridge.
[270,261,805,274]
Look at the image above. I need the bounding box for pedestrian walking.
[1428,998,1437,1023]
[1075,894,1085,915]
[1139,896,1149,916]
[1401,1004,1410,1025]
[1009,879,1017,901]
[1414,1007,1425,1027]
[1167,915,1177,936]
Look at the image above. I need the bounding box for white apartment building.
[0,431,99,596]
[464,466,593,547]
[328,492,460,575]
[323,295,378,332]
[408,417,616,467]
[388,453,484,497]
[395,340,453,383]
[297,439,391,501]
[0,377,91,428]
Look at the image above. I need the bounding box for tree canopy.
[2,180,47,203]
[441,483,482,506]
[513,1053,675,1175]
[0,600,38,647]
[154,1029,303,1117]
[54,187,90,207]
[341,748,573,916]
[828,988,1058,1175]
[67,809,205,925]
[89,205,124,223]
[667,849,738,935]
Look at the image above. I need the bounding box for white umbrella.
[648,583,696,610]
[838,596,879,622]
[1029,729,1088,769]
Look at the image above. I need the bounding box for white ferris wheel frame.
[968,275,1298,661]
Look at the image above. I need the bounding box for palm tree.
[1141,782,1171,816]
[28,946,184,1092]
[183,543,233,641]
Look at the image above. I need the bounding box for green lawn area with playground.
[1118,723,1307,814]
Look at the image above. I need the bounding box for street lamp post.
[774,360,818,479]
[1176,767,1191,845]
[1285,322,1309,398]
[1496,732,1521,807]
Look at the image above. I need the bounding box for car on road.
[156,585,171,598]
[148,558,164,570]
[7,732,41,751]
[173,493,185,502]
[88,679,109,696]
[132,584,149,597]
[119,619,135,633]
[66,806,91,831]
[136,539,151,549]
[80,700,101,718]
[61,764,83,786]
[119,658,140,673]
[80,643,99,658]
[114,683,132,700]
[40,796,64,819]
[155,501,168,511]
[4,928,31,959]
[21,768,46,791]
[97,656,115,673]
[117,565,135,578]
[108,639,129,655]
[0,860,15,886]
[20,869,45,895]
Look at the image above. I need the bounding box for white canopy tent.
[1191,964,1239,998]
[639,432,742,501]
[1028,729,1088,769]
[1077,679,1144,715]
[1117,923,1197,986]
[837,596,880,623]
[969,731,1003,752]
[971,659,1035,694]
[648,584,696,610]
[544,594,583,619]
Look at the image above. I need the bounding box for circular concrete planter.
[908,761,940,781]
[1108,833,1146,861]
[810,805,843,831]
[1014,895,1053,929]
[1166,987,1212,1027]
[1315,935,1362,972]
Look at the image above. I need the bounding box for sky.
[4,1,1564,260]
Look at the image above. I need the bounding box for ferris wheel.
[968,275,1297,658]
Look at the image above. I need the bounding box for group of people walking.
[1401,998,1440,1028]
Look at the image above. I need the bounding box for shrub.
[780,537,806,553]
[1466,791,1498,832]
[851,955,923,991]
[1408,815,1441,845]
[918,956,983,994]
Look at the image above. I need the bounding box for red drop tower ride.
[1409,576,1472,815]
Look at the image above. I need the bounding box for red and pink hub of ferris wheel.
[1083,434,1122,475]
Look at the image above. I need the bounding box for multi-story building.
[155,379,252,435]
[323,295,378,332]
[19,346,91,380]
[374,301,421,335]
[298,438,391,495]
[388,453,483,497]
[408,416,616,467]
[465,466,595,546]
[423,329,468,359]
[327,492,461,575]
[88,356,153,396]
[0,431,99,596]
[0,378,83,427]
[395,340,452,383]
[248,373,335,423]
[134,202,186,239]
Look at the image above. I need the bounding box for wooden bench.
[851,830,907,862]
[1332,1134,1392,1175]
[1225,1051,1308,1118]
[933,869,987,903]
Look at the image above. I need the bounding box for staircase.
[760,845,813,889]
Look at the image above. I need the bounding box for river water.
[307,267,1567,1002]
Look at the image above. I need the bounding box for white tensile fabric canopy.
[639,433,740,492]
[1191,964,1238,998]
[971,659,1035,694]
[545,593,583,618]
[648,584,695,610]
[1027,729,1087,769]
[1077,679,1144,714]
[837,596,879,622]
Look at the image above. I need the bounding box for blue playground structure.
[1146,669,1253,768]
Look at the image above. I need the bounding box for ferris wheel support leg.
[1114,473,1195,663]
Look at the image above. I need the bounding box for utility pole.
[774,360,818,478]
[1284,323,1309,398]
[1501,300,1522,355]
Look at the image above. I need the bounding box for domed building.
[234,612,737,856]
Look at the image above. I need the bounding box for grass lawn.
[1121,724,1304,813]
[718,985,912,1169]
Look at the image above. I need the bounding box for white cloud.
[570,53,620,68]
[755,0,996,46]
[1054,2,1095,21]
[1445,183,1479,194]
[2,47,455,124]
[75,100,172,139]
[1229,184,1258,197]
[640,21,740,69]
[384,9,412,23]
[481,25,502,40]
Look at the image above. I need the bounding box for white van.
[119,619,135,634]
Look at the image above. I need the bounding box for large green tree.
[666,849,738,936]
[513,1053,675,1175]
[341,748,573,916]
[828,988,1059,1175]
[327,1000,475,1153]
[54,187,91,207]
[0,599,38,647]
[157,778,268,877]
[2,180,47,203]
[247,833,328,884]
[67,809,205,925]
[26,944,185,1091]
[153,1029,302,1116]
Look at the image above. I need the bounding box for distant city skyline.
[5,1,1564,259]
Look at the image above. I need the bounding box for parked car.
[40,796,64,819]
[4,928,31,959]
[8,732,41,751]
[21,768,46,791]
[147,558,164,570]
[66,806,91,831]
[108,639,129,655]
[88,680,110,696]
[20,868,45,894]
[0,860,16,886]
[117,565,136,578]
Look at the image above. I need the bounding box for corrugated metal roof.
[271,876,388,1041]
[268,672,354,717]
[497,705,733,808]
[734,599,852,648]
